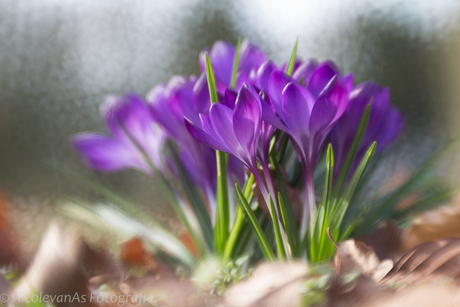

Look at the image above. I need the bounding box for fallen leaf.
[366,282,460,307]
[402,195,460,250]
[120,237,156,268]
[224,261,309,307]
[15,222,120,307]
[329,279,460,307]
[334,239,393,283]
[179,231,199,259]
[381,237,460,285]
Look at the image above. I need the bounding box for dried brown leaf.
[330,281,460,307]
[121,275,206,307]
[366,282,460,307]
[403,196,460,250]
[119,237,160,270]
[335,239,393,283]
[224,262,309,307]
[381,237,460,285]
[15,222,121,307]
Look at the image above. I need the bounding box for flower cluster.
[71,39,404,261]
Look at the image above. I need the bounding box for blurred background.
[1,0,460,210]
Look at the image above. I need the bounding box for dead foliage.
[224,262,309,307]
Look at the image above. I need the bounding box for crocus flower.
[147,75,218,202]
[147,75,245,218]
[185,85,274,206]
[199,39,268,91]
[329,81,404,177]
[265,61,351,171]
[249,60,279,92]
[71,94,165,175]
[262,61,351,232]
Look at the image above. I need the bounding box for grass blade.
[230,38,242,90]
[224,174,254,262]
[313,145,334,261]
[205,53,230,254]
[270,154,298,255]
[205,52,219,104]
[285,38,298,76]
[60,201,197,269]
[268,195,287,260]
[331,142,376,240]
[235,184,275,261]
[167,143,213,250]
[331,101,372,204]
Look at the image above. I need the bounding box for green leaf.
[116,121,209,256]
[339,207,366,242]
[60,201,197,269]
[275,133,290,162]
[313,144,334,261]
[214,151,230,254]
[392,185,452,220]
[268,194,287,260]
[331,101,372,205]
[205,52,230,254]
[235,184,276,261]
[354,135,460,235]
[330,142,376,240]
[223,174,254,262]
[205,52,219,104]
[167,142,213,250]
[285,38,298,76]
[270,154,298,255]
[230,38,242,90]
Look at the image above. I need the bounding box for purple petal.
[101,94,156,148]
[224,88,238,110]
[281,82,315,137]
[307,61,341,98]
[193,73,211,115]
[328,80,350,122]
[309,97,337,135]
[268,70,292,121]
[343,73,354,92]
[170,85,200,125]
[260,91,287,132]
[184,117,228,153]
[239,39,268,73]
[233,87,262,155]
[209,41,236,87]
[209,103,244,158]
[252,60,278,90]
[292,59,319,83]
[71,133,148,172]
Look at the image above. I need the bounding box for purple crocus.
[265,61,351,169]
[185,85,274,207]
[71,93,165,175]
[262,61,351,233]
[147,75,245,218]
[199,39,268,91]
[329,81,404,177]
[147,75,218,204]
